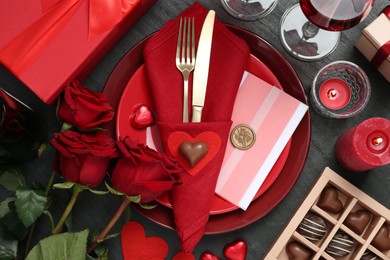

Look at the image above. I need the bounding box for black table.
[1,0,390,259]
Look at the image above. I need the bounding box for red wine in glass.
[301,0,375,31]
[280,0,374,61]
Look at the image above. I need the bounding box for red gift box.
[0,0,156,104]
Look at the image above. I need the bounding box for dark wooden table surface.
[2,0,390,259]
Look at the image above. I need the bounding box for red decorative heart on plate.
[344,209,371,235]
[317,186,344,214]
[372,224,390,251]
[200,252,222,260]
[121,221,168,260]
[223,240,247,260]
[130,104,155,129]
[168,131,221,176]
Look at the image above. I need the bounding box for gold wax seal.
[230,124,256,150]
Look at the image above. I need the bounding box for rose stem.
[52,185,83,234]
[87,196,130,253]
[24,170,57,257]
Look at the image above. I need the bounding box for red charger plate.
[115,54,291,214]
[103,25,310,234]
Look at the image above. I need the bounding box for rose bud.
[57,80,114,130]
[111,137,182,203]
[51,131,118,187]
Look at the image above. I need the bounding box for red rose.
[57,81,114,130]
[51,131,118,187]
[111,137,182,203]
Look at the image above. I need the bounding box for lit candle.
[335,117,390,172]
[319,78,351,110]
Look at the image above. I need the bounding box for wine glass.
[221,0,278,20]
[280,0,375,61]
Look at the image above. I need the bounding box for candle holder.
[310,61,371,119]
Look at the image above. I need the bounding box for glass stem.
[302,21,319,40]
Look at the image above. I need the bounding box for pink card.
[215,72,308,210]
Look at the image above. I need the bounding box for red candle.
[319,78,351,110]
[335,117,390,171]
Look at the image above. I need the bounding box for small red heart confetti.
[121,221,168,260]
[130,104,155,129]
[200,252,222,260]
[172,251,195,260]
[223,239,248,260]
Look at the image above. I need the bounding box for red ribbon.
[0,0,140,75]
[371,6,390,68]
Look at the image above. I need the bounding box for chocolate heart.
[286,241,312,260]
[200,252,221,260]
[223,240,247,260]
[317,186,344,214]
[344,209,371,235]
[179,141,208,167]
[130,104,155,129]
[372,224,390,251]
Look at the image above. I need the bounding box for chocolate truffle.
[325,231,354,257]
[344,209,371,235]
[361,250,379,260]
[317,186,344,214]
[286,241,312,260]
[297,213,327,241]
[372,224,390,251]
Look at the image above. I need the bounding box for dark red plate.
[103,25,310,234]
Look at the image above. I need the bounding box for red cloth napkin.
[143,2,249,252]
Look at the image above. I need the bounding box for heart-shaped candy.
[172,251,195,260]
[121,221,168,260]
[130,104,155,129]
[223,240,247,260]
[317,186,344,214]
[179,141,208,167]
[286,241,312,260]
[168,131,221,176]
[372,224,390,251]
[344,209,371,235]
[200,252,222,260]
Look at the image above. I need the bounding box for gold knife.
[191,10,215,122]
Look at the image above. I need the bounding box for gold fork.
[176,17,195,123]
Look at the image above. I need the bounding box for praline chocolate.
[361,250,379,260]
[297,212,327,241]
[372,224,390,251]
[344,209,371,235]
[325,231,354,257]
[286,241,312,260]
[317,186,344,214]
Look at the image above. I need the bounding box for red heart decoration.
[344,209,371,235]
[130,104,155,129]
[223,240,248,260]
[200,252,222,260]
[168,131,221,176]
[172,251,195,260]
[121,221,168,260]
[317,186,344,214]
[372,224,390,251]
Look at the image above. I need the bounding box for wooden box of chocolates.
[264,167,390,260]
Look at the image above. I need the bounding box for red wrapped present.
[0,0,156,104]
[355,6,390,83]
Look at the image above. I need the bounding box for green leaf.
[53,181,75,190]
[1,209,28,240]
[87,188,109,195]
[15,187,47,227]
[139,203,157,210]
[26,230,89,260]
[0,197,15,219]
[0,225,18,260]
[0,166,24,191]
[104,182,124,196]
[126,195,141,203]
